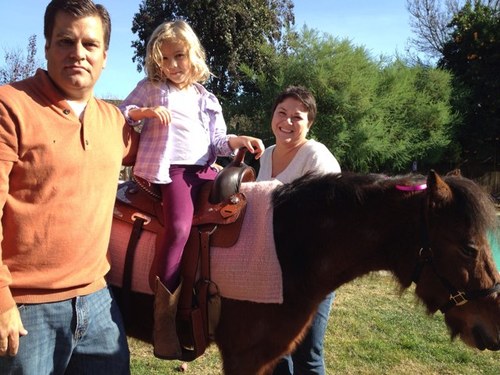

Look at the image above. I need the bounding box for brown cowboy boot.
[153,276,182,359]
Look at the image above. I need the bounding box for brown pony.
[211,170,499,374]
[112,169,499,374]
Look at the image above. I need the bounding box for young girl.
[120,20,264,359]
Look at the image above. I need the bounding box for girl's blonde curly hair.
[144,20,210,85]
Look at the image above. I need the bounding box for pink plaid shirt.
[120,79,234,183]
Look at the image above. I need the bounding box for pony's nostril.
[472,326,487,350]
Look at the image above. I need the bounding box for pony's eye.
[461,244,478,258]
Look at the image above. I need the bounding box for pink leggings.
[159,164,218,291]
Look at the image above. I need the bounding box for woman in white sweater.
[257,86,340,375]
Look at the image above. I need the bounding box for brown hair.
[272,86,317,126]
[44,0,111,50]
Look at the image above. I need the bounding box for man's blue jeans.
[273,291,335,375]
[0,286,130,375]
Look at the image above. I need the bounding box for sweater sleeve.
[119,78,151,126]
[0,100,17,312]
[303,140,341,174]
[204,91,233,157]
[0,161,15,313]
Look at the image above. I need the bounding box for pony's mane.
[272,171,498,234]
[442,175,498,234]
[272,171,424,208]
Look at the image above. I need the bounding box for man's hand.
[0,305,28,357]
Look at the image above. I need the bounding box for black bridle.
[412,212,500,314]
[412,246,500,313]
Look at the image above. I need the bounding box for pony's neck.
[275,177,426,300]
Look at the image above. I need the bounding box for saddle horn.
[209,148,256,204]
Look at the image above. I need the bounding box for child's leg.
[159,165,217,291]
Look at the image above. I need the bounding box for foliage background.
[126,0,498,176]
[1,1,498,179]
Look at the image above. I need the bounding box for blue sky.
[1,1,414,99]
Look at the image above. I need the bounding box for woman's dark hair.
[271,86,317,125]
[44,0,111,50]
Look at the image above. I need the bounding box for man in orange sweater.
[0,1,137,373]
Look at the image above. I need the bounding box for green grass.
[129,273,499,374]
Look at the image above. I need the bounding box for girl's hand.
[144,106,171,126]
[229,136,265,159]
[129,106,171,126]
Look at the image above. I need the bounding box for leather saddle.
[108,148,255,360]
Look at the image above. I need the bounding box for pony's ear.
[427,169,453,208]
[446,169,462,177]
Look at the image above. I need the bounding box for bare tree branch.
[406,0,498,61]
[0,35,43,84]
[406,0,457,59]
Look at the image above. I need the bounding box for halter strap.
[411,196,499,314]
[439,283,500,313]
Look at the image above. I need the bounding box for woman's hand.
[229,136,265,159]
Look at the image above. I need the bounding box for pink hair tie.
[395,183,427,191]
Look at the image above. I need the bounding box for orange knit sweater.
[0,69,136,312]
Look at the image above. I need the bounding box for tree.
[130,0,295,102]
[439,1,500,169]
[407,0,499,173]
[0,35,41,84]
[237,28,456,173]
[407,0,459,61]
[406,0,498,61]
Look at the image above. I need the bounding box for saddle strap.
[196,227,215,339]
[121,215,146,325]
[199,228,221,339]
[199,226,215,280]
